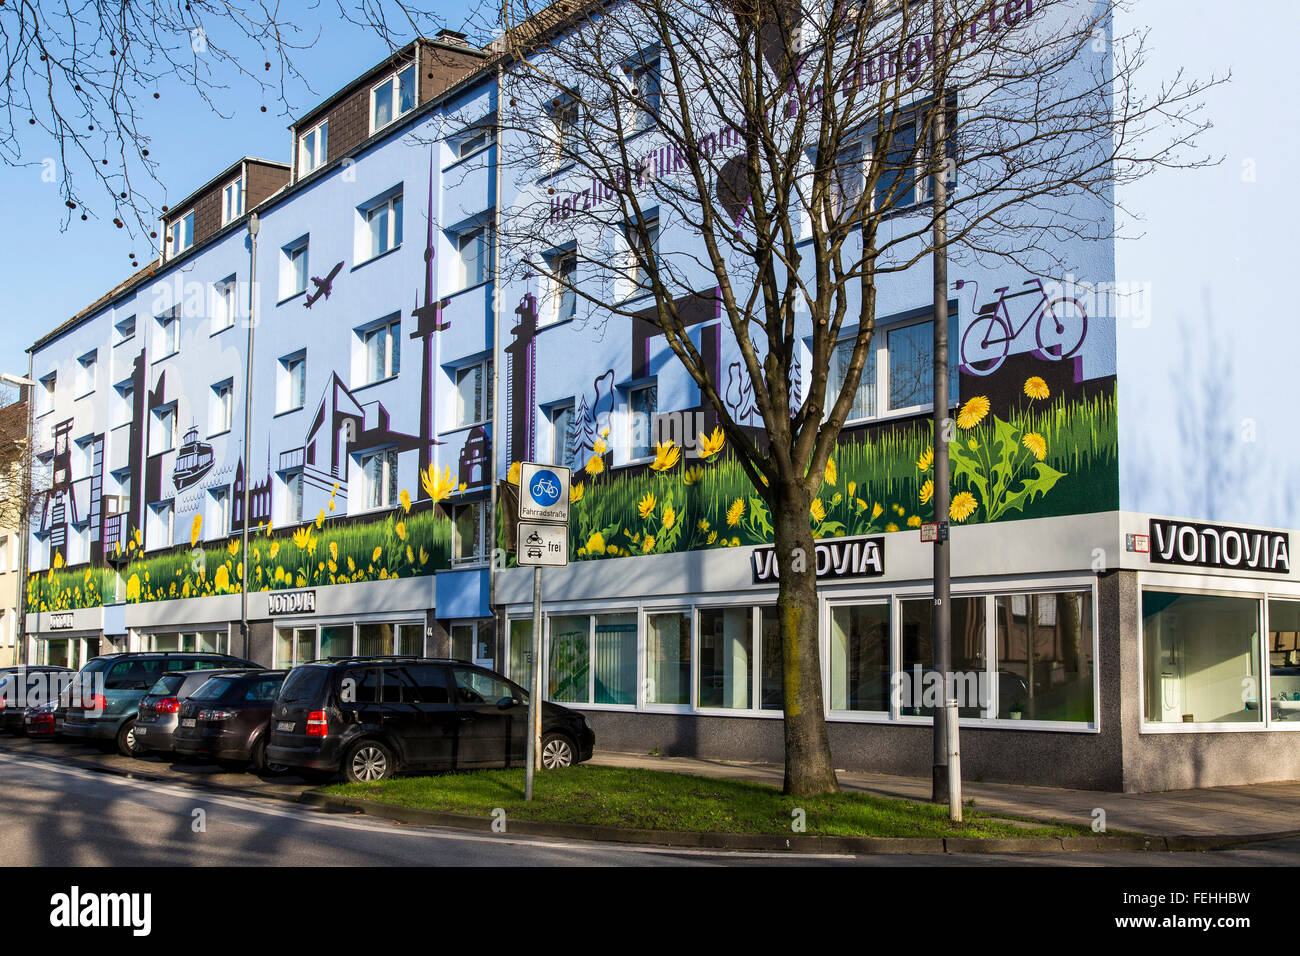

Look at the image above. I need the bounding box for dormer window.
[221,177,244,224]
[167,211,194,258]
[299,119,328,176]
[370,63,416,133]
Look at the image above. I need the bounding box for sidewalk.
[588,751,1300,839]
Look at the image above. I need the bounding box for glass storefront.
[995,591,1094,722]
[273,619,423,668]
[142,629,230,655]
[645,611,690,705]
[1269,599,1300,722]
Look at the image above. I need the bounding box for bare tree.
[492,0,1219,795]
[0,394,45,543]
[1,1,455,237]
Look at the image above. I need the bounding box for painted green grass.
[325,765,1090,838]
[27,564,116,612]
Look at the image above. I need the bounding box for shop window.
[547,613,636,705]
[645,611,690,705]
[508,618,533,689]
[358,622,396,657]
[1143,590,1262,725]
[1269,600,1300,722]
[548,615,591,704]
[899,596,986,717]
[994,591,1094,722]
[698,606,753,709]
[320,625,353,659]
[275,627,316,668]
[451,623,476,661]
[828,603,890,712]
[758,606,784,710]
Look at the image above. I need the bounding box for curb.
[299,791,1216,855]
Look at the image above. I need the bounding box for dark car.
[0,666,74,733]
[134,667,260,756]
[172,670,288,771]
[266,657,595,783]
[62,652,260,756]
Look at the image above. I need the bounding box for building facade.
[22,6,1300,792]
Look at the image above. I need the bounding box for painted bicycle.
[957,277,1088,376]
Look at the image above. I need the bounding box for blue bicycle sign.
[518,462,571,521]
[529,469,562,507]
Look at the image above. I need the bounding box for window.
[995,591,1094,722]
[545,248,577,324]
[156,309,181,357]
[508,619,534,689]
[371,63,416,133]
[825,315,958,424]
[455,223,492,288]
[212,276,237,332]
[360,317,401,384]
[830,138,865,221]
[275,628,316,668]
[278,352,306,412]
[285,472,304,524]
[454,123,492,159]
[113,381,134,428]
[221,177,244,225]
[549,93,579,171]
[167,211,194,257]
[626,51,662,134]
[628,382,657,460]
[210,380,233,435]
[38,373,56,415]
[1269,600,1300,722]
[360,447,398,510]
[150,501,175,549]
[454,359,492,427]
[829,603,890,712]
[209,486,231,535]
[361,190,403,261]
[153,403,178,454]
[0,536,9,574]
[76,351,97,396]
[550,402,576,469]
[624,216,659,294]
[645,611,690,705]
[546,613,636,705]
[873,120,919,213]
[452,501,487,564]
[299,119,328,175]
[72,435,93,480]
[1142,591,1261,725]
[114,314,136,343]
[828,338,876,420]
[698,607,753,709]
[281,237,309,299]
[899,596,986,718]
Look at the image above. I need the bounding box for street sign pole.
[525,563,542,800]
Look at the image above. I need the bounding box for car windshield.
[279,666,329,703]
[146,675,186,697]
[190,678,235,701]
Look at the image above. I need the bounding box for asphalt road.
[3,747,1300,867]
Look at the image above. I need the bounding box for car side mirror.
[496,696,515,710]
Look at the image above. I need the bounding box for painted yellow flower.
[950,491,978,522]
[406,545,415,564]
[848,481,856,498]
[269,541,280,560]
[1024,376,1050,400]
[265,521,273,537]
[570,482,584,503]
[919,479,934,505]
[459,482,467,492]
[126,574,141,602]
[916,447,934,472]
[885,522,899,533]
[855,498,869,511]
[871,502,883,519]
[682,466,704,485]
[894,503,906,515]
[297,571,308,587]
[707,531,718,544]
[379,568,389,580]
[274,567,286,583]
[605,545,618,555]
[649,441,681,472]
[642,535,656,553]
[698,426,725,460]
[328,541,338,562]
[372,546,383,563]
[638,492,657,518]
[578,548,587,556]
[418,548,429,564]
[1022,431,1047,461]
[726,498,745,527]
[507,461,521,485]
[395,520,407,540]
[134,527,143,545]
[315,510,326,530]
[190,514,203,547]
[698,518,710,532]
[347,556,356,572]
[586,532,605,554]
[831,493,842,506]
[214,565,230,591]
[584,454,605,477]
[824,458,837,487]
[593,438,608,455]
[328,559,337,574]
[809,498,826,523]
[227,539,240,556]
[907,515,921,528]
[399,488,412,513]
[968,438,978,450]
[421,464,458,502]
[662,504,676,530]
[957,396,990,430]
[53,552,64,570]
[730,536,740,547]
[293,528,311,550]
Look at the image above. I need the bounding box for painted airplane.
[304,261,344,308]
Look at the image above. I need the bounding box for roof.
[162,155,289,225]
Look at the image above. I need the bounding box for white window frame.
[369,62,417,134]
[75,351,97,398]
[167,211,194,258]
[544,247,578,325]
[357,447,398,511]
[825,314,957,427]
[453,358,492,429]
[153,403,178,454]
[357,316,402,386]
[37,373,56,416]
[221,176,244,225]
[156,309,181,358]
[623,215,659,298]
[358,190,403,264]
[548,92,579,173]
[455,222,492,290]
[280,236,309,300]
[211,275,237,333]
[209,486,231,536]
[298,119,329,176]
[278,352,307,413]
[451,500,488,567]
[114,314,136,344]
[284,471,304,525]
[150,500,175,551]
[625,49,662,135]
[627,381,657,462]
[210,379,233,436]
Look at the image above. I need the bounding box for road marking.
[0,753,856,861]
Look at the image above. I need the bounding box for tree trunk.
[773,480,839,796]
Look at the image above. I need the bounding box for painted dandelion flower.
[1022,431,1047,461]
[649,441,681,472]
[371,546,383,563]
[907,515,921,528]
[726,498,745,527]
[507,461,521,485]
[421,465,458,502]
[570,482,584,503]
[1024,376,1050,400]
[698,518,710,532]
[698,426,725,460]
[916,447,933,472]
[593,437,608,455]
[642,535,656,553]
[886,522,899,533]
[824,458,837,487]
[871,502,883,519]
[956,396,990,430]
[950,491,978,522]
[662,504,676,530]
[292,528,311,550]
[584,454,605,476]
[809,498,826,523]
[395,521,407,541]
[190,514,203,547]
[682,465,704,485]
[586,532,606,554]
[399,489,412,513]
[919,479,934,506]
[638,492,657,518]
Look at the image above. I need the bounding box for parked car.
[134,667,260,756]
[266,656,595,783]
[0,666,74,733]
[172,670,289,772]
[22,698,64,738]
[62,652,259,756]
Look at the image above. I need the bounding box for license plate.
[180,718,196,728]
[276,720,295,732]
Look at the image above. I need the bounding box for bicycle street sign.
[517,522,569,567]
[518,462,571,523]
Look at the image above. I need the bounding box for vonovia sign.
[1149,519,1291,574]
[751,535,885,584]
[268,590,318,615]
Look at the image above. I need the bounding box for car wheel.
[116,718,144,758]
[252,737,289,776]
[541,733,576,769]
[343,740,393,783]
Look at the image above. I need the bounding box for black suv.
[63,652,259,756]
[266,657,595,782]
